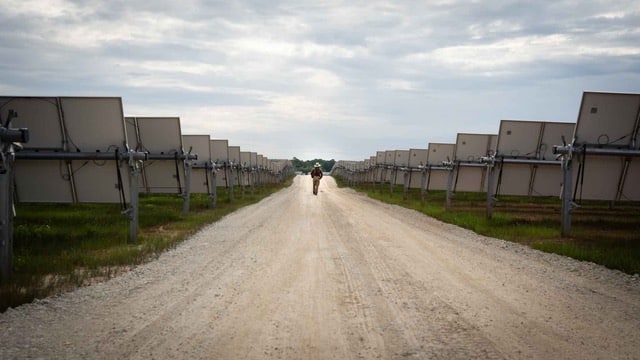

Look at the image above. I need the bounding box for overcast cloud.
[1,0,639,160]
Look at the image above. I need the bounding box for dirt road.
[1,175,639,359]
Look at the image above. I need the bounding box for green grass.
[1,179,292,312]
[339,179,640,275]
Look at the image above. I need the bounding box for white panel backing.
[129,117,184,194]
[210,139,229,163]
[497,121,543,158]
[454,167,485,193]
[408,149,428,167]
[60,97,127,152]
[408,149,428,189]
[427,143,455,165]
[5,96,130,203]
[572,92,640,201]
[13,161,73,202]
[455,133,495,162]
[240,151,251,167]
[182,135,212,194]
[0,97,63,149]
[575,156,621,201]
[395,150,410,167]
[531,165,564,197]
[427,171,449,191]
[182,135,211,167]
[574,92,640,148]
[384,150,396,166]
[621,160,640,200]
[376,151,385,165]
[539,122,575,160]
[228,146,241,164]
[496,164,532,196]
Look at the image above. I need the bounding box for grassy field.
[339,180,640,276]
[1,180,292,312]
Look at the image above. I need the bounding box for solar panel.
[408,148,428,189]
[495,121,575,197]
[572,92,640,201]
[453,134,496,193]
[426,143,455,191]
[1,96,130,203]
[182,134,212,194]
[126,117,184,194]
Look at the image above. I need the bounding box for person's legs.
[313,177,319,195]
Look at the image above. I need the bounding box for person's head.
[314,163,321,169]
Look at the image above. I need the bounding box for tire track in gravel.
[322,186,504,359]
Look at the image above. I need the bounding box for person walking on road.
[310,162,323,195]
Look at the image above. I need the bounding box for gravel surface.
[1,175,639,359]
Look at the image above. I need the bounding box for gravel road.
[1,175,639,359]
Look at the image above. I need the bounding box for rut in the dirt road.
[1,175,639,359]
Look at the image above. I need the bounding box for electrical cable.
[495,157,504,197]
[114,148,127,211]
[205,163,211,196]
[173,151,182,194]
[453,160,460,192]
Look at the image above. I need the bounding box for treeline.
[291,157,336,174]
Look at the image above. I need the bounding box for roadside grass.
[1,179,292,312]
[339,180,640,275]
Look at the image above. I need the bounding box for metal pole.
[561,154,573,237]
[446,166,454,210]
[127,154,140,243]
[420,168,427,204]
[486,161,495,219]
[0,161,13,281]
[210,165,217,208]
[403,169,409,200]
[228,164,234,201]
[1,112,29,281]
[250,168,255,195]
[182,158,191,215]
[389,167,394,194]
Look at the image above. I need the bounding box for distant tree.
[291,158,335,173]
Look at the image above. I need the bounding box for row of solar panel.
[333,91,640,202]
[0,96,289,204]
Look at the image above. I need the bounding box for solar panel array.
[0,95,293,261]
[1,97,131,203]
[331,91,640,234]
[1,97,289,206]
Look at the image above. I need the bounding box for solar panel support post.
[419,167,427,204]
[0,162,12,281]
[181,156,192,215]
[482,157,496,219]
[210,163,217,208]
[1,111,29,281]
[561,153,573,237]
[402,168,410,200]
[125,151,142,243]
[250,168,255,196]
[553,145,574,237]
[227,163,234,202]
[445,162,454,210]
[389,166,395,194]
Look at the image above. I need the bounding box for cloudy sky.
[1,0,639,161]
